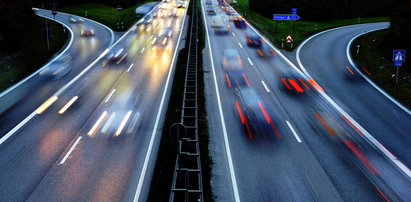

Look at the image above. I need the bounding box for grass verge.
[61,2,154,31]
[148,0,212,201]
[351,29,411,108]
[232,0,389,51]
[0,17,68,92]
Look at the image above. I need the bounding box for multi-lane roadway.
[202,0,410,201]
[0,2,188,201]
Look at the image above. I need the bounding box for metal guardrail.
[169,0,203,201]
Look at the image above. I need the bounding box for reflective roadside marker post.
[273,12,300,46]
[393,49,406,84]
[356,45,360,55]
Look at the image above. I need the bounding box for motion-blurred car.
[246,34,263,47]
[80,27,94,36]
[225,7,235,15]
[39,54,72,79]
[136,18,158,33]
[176,1,186,8]
[206,7,216,15]
[151,32,171,51]
[222,49,243,72]
[235,86,276,139]
[104,47,128,65]
[211,16,230,34]
[222,49,245,87]
[70,17,84,23]
[279,71,311,94]
[205,0,212,5]
[256,46,276,57]
[233,17,246,28]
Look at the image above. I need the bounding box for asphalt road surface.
[202,0,410,201]
[0,2,188,201]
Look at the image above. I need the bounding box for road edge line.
[346,29,411,115]
[0,10,75,99]
[201,0,241,201]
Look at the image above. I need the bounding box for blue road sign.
[393,50,406,62]
[273,14,300,21]
[394,61,403,67]
[292,8,297,15]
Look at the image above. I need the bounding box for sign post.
[116,5,123,30]
[392,49,406,84]
[273,13,300,35]
[52,9,57,22]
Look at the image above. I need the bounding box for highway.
[0,9,114,137]
[201,0,410,201]
[0,2,188,201]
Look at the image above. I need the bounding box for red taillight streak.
[298,78,311,90]
[361,66,372,76]
[270,49,277,56]
[315,112,335,136]
[375,187,390,202]
[257,49,264,56]
[342,139,379,175]
[222,57,228,66]
[244,120,253,139]
[280,78,292,90]
[225,74,232,87]
[248,38,252,44]
[237,56,243,66]
[345,66,355,75]
[288,79,304,92]
[307,79,324,92]
[271,122,282,139]
[242,74,250,86]
[236,101,245,124]
[258,101,271,124]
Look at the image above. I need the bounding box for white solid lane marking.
[0,113,36,145]
[133,3,188,201]
[200,1,241,201]
[105,89,116,103]
[60,136,82,165]
[286,121,302,143]
[247,57,253,66]
[346,29,411,115]
[261,81,270,92]
[238,43,243,49]
[88,111,108,136]
[0,11,74,100]
[58,96,79,114]
[127,63,134,72]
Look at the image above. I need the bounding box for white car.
[70,17,84,23]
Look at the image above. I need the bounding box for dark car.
[206,7,216,15]
[279,71,312,94]
[235,86,277,139]
[246,34,263,48]
[103,47,128,66]
[234,17,246,28]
